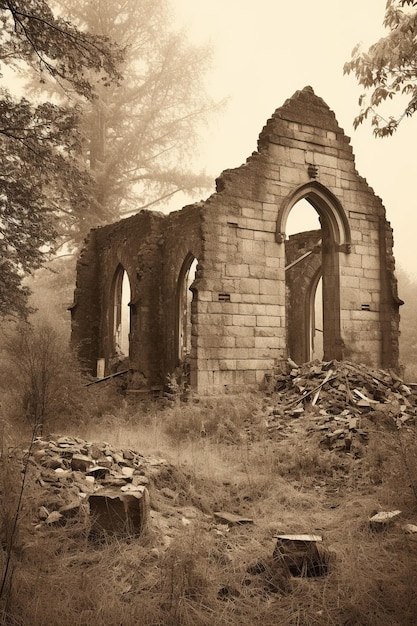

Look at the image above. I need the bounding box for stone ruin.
[70,86,402,394]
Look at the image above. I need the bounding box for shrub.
[0,320,89,433]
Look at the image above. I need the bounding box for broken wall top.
[214,86,381,210]
[258,85,348,146]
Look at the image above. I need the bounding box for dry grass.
[1,387,417,625]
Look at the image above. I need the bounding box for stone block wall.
[71,86,402,394]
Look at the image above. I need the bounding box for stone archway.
[175,253,198,367]
[111,264,131,359]
[278,182,351,362]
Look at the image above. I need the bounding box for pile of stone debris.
[24,436,252,545]
[27,435,166,537]
[25,436,339,585]
[263,360,417,450]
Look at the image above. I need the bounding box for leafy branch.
[344,0,417,135]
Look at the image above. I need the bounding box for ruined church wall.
[192,158,287,392]
[70,230,101,370]
[160,205,203,379]
[71,87,400,394]
[91,211,165,386]
[71,205,204,387]
[189,87,399,391]
[258,91,390,368]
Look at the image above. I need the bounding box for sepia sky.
[173,0,417,278]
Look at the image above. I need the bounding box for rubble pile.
[263,360,417,449]
[26,435,173,537]
[24,436,231,544]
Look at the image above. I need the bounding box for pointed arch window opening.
[113,266,131,358]
[283,187,347,363]
[178,257,198,363]
[285,198,321,240]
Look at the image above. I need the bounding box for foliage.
[0,0,120,317]
[0,0,119,96]
[42,0,218,233]
[0,95,89,317]
[162,393,264,445]
[344,0,417,135]
[0,320,88,432]
[0,420,39,604]
[25,255,77,338]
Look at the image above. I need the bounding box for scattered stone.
[102,473,128,487]
[88,444,103,460]
[24,435,172,539]
[45,511,63,525]
[132,475,149,486]
[86,466,110,479]
[54,467,69,476]
[38,506,49,521]
[263,360,417,452]
[120,484,146,493]
[369,510,402,531]
[122,449,135,461]
[213,511,254,526]
[404,524,417,534]
[41,455,65,470]
[71,454,95,472]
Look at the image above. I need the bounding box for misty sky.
[173,0,417,278]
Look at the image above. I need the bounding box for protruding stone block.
[88,487,150,538]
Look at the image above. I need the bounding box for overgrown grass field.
[0,323,416,625]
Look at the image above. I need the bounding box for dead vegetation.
[0,359,417,625]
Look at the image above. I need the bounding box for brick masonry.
[71,87,402,393]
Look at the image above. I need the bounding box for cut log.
[273,534,330,577]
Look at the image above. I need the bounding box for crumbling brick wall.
[71,86,402,393]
